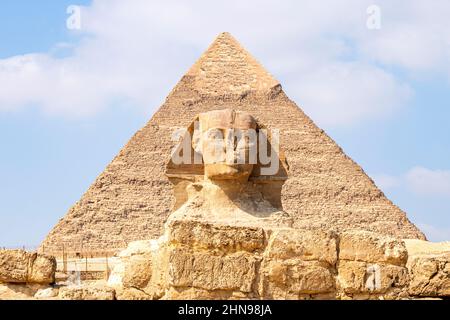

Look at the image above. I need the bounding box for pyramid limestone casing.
[40,33,425,254]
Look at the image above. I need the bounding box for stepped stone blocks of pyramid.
[40,33,425,254]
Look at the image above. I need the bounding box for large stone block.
[0,250,29,283]
[337,260,408,295]
[117,240,156,258]
[58,285,116,300]
[34,287,59,299]
[115,287,154,300]
[265,229,338,266]
[163,287,252,300]
[0,250,56,284]
[122,254,153,289]
[168,249,258,293]
[167,219,267,253]
[339,231,408,266]
[28,254,57,284]
[108,240,156,289]
[109,238,169,300]
[408,253,450,297]
[260,260,335,299]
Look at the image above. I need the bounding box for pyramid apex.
[217,31,233,37]
[214,32,238,41]
[186,33,279,95]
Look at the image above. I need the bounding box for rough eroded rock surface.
[58,285,115,300]
[408,254,450,297]
[0,250,56,284]
[105,217,445,300]
[405,240,450,298]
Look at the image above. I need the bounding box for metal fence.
[1,244,124,281]
[1,245,40,252]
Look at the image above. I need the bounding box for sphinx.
[166,109,292,229]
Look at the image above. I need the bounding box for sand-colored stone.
[107,240,156,288]
[0,250,56,284]
[260,260,335,299]
[108,238,168,300]
[258,229,337,299]
[264,229,337,265]
[337,261,409,296]
[58,285,115,300]
[28,254,57,284]
[167,219,267,253]
[167,180,292,229]
[106,216,450,300]
[405,241,450,297]
[337,231,410,299]
[122,254,153,289]
[339,231,408,266]
[163,287,252,300]
[41,32,424,254]
[403,239,450,257]
[34,287,59,299]
[0,250,29,283]
[168,248,258,293]
[0,283,50,300]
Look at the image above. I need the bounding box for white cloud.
[0,53,123,117]
[0,0,449,124]
[372,167,450,242]
[372,166,450,197]
[406,166,450,197]
[418,223,450,243]
[290,62,412,126]
[359,1,450,73]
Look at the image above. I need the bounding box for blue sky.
[1,0,449,247]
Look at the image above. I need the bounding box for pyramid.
[40,33,425,254]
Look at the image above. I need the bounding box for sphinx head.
[193,109,257,181]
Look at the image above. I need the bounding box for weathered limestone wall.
[108,220,448,300]
[0,250,56,284]
[2,230,449,300]
[0,250,57,300]
[404,239,450,297]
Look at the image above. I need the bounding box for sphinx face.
[194,109,257,181]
